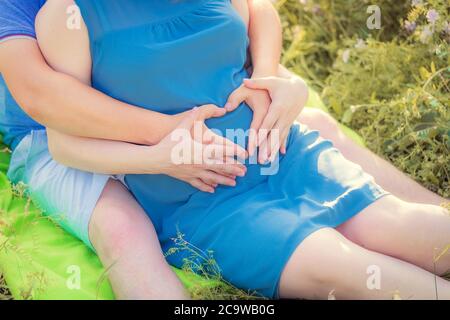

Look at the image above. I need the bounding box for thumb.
[198,104,227,120]
[176,107,200,131]
[244,77,277,91]
[225,87,247,112]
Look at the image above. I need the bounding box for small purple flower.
[426,9,439,25]
[404,20,417,33]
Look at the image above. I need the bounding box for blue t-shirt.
[0,0,46,150]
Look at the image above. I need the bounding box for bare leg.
[298,108,446,206]
[337,195,450,276]
[89,180,188,300]
[279,228,450,300]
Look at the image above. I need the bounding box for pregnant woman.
[36,0,450,299]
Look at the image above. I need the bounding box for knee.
[91,208,143,261]
[280,229,354,299]
[299,109,341,139]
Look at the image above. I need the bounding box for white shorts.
[7,130,110,249]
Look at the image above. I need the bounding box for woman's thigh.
[279,227,450,300]
[337,195,450,275]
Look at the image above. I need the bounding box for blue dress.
[75,0,387,298]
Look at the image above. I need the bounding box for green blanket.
[0,90,363,300]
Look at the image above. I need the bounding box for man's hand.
[225,84,271,160]
[243,76,309,162]
[156,107,248,193]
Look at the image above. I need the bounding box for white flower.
[342,49,351,63]
[354,39,367,49]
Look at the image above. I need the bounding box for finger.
[201,124,217,144]
[268,121,289,161]
[280,128,290,155]
[281,141,287,154]
[207,143,247,163]
[258,136,270,164]
[248,107,266,156]
[200,171,237,187]
[243,77,277,91]
[209,155,245,166]
[198,104,226,120]
[190,178,215,193]
[209,133,248,159]
[208,163,247,177]
[223,156,246,166]
[258,109,279,148]
[267,125,282,163]
[225,86,247,112]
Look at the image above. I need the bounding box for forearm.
[247,0,282,77]
[0,40,179,146]
[33,69,180,145]
[47,129,165,175]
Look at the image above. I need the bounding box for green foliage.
[278,0,450,198]
[278,0,411,89]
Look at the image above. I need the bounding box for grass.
[0,274,12,300]
[278,0,449,197]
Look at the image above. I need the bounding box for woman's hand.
[153,107,248,193]
[243,75,309,162]
[189,104,248,159]
[225,84,272,158]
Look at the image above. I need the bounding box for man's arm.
[0,39,178,145]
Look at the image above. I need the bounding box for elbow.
[46,133,66,166]
[48,145,70,168]
[9,64,61,124]
[47,144,62,165]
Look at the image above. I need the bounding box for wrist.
[136,144,170,175]
[141,114,181,146]
[251,64,278,79]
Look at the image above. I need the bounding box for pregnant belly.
[125,104,254,209]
